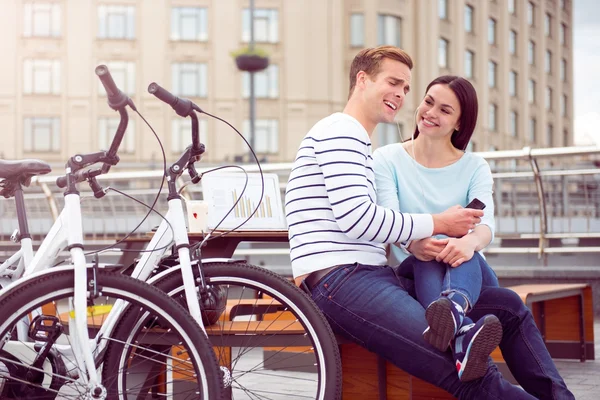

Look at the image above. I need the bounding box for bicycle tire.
[0,267,222,399]
[151,261,342,400]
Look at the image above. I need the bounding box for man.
[285,46,573,399]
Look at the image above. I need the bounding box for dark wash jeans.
[401,253,500,321]
[309,263,574,400]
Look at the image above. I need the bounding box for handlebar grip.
[148,82,177,106]
[56,175,68,188]
[95,65,120,99]
[56,169,91,189]
[148,82,194,117]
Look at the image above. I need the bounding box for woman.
[373,75,501,382]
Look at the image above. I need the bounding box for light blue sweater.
[372,142,495,264]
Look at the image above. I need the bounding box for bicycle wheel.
[0,267,222,399]
[150,261,342,400]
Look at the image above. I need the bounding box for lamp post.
[248,0,256,161]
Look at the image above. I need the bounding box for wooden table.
[118,230,289,266]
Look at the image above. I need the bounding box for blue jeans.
[310,263,574,400]
[402,253,499,324]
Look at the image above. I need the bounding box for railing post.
[525,147,548,262]
[37,182,59,221]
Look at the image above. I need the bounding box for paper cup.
[187,200,209,233]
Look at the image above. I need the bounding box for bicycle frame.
[0,193,100,387]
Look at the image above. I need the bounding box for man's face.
[360,58,412,125]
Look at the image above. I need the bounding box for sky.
[573,0,600,145]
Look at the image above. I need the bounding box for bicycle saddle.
[0,159,52,181]
[0,159,52,197]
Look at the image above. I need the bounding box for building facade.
[0,0,573,166]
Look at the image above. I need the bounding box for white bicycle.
[0,66,222,399]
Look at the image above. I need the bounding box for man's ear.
[356,71,368,89]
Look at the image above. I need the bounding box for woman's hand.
[435,237,477,267]
[407,238,449,262]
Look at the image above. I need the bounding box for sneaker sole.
[459,315,503,382]
[424,297,456,352]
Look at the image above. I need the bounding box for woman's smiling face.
[416,83,462,140]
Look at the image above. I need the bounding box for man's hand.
[436,237,476,267]
[406,237,449,261]
[432,205,483,237]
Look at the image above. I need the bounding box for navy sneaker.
[453,314,503,382]
[423,296,465,351]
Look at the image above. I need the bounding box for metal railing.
[1,146,599,261]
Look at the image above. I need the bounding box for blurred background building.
[0,0,573,167]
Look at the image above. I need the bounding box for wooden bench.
[53,281,595,399]
[337,283,595,399]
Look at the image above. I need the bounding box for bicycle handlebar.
[148,82,196,118]
[56,168,95,188]
[95,65,134,111]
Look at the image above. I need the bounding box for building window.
[97,61,135,96]
[488,61,497,88]
[509,30,517,55]
[439,0,448,20]
[243,119,279,154]
[546,124,553,147]
[242,64,279,98]
[545,87,552,110]
[563,129,569,146]
[23,3,61,37]
[24,117,60,152]
[560,23,567,45]
[528,79,536,104]
[528,40,535,65]
[508,0,516,15]
[561,94,567,116]
[527,2,534,26]
[545,13,551,37]
[98,118,136,154]
[465,5,473,33]
[98,5,135,39]
[377,14,402,47]
[560,58,567,81]
[509,111,518,137]
[488,18,496,45]
[438,38,449,68]
[465,50,474,78]
[509,70,517,97]
[170,7,207,41]
[545,50,552,73]
[350,13,364,47]
[171,63,207,97]
[529,117,536,142]
[24,59,60,95]
[242,8,279,43]
[488,103,497,132]
[378,123,401,146]
[171,118,208,153]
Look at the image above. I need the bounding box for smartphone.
[466,198,486,210]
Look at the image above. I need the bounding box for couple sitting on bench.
[285,45,574,399]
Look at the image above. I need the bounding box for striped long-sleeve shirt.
[285,112,434,278]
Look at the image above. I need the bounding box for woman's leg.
[308,263,536,400]
[470,286,575,400]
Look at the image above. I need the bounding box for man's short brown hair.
[348,46,413,99]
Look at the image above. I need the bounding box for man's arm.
[313,120,433,243]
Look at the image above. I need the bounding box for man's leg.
[470,286,575,400]
[309,263,536,400]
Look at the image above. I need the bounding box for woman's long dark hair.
[412,75,478,150]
